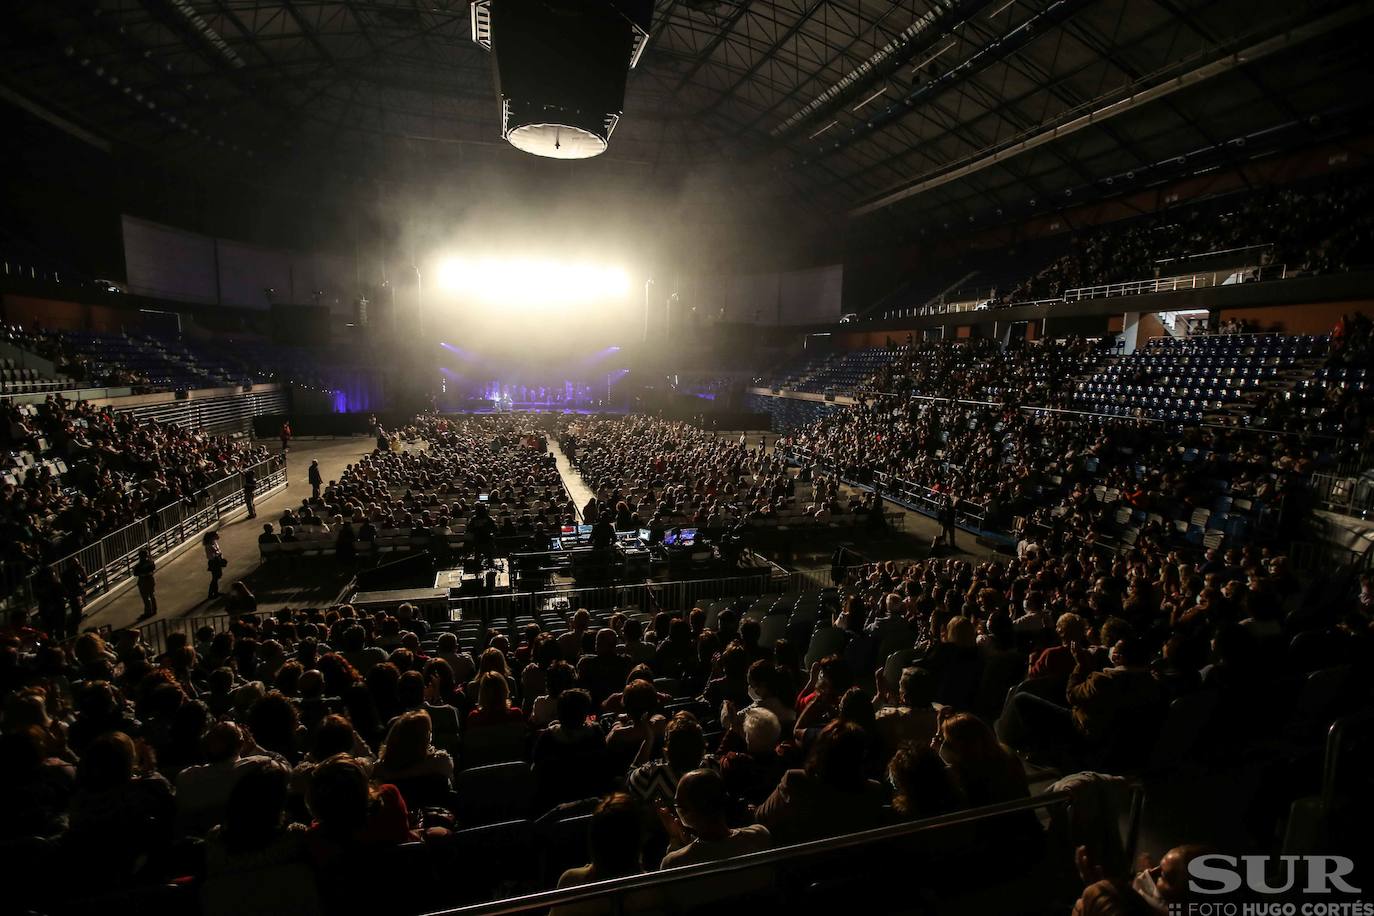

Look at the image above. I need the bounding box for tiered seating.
[744,394,847,432]
[754,346,908,395]
[1269,364,1374,436]
[1072,334,1328,422]
[61,329,225,389]
[1044,451,1278,552]
[754,353,838,390]
[0,358,77,395]
[2,405,66,485]
[2,323,376,396]
[791,346,908,393]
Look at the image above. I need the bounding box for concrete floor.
[545,436,593,520]
[86,436,377,632]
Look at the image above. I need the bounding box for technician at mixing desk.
[591,512,615,549]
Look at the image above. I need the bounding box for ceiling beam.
[849,0,1374,217]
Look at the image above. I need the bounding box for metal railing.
[421,790,1079,916]
[1153,242,1274,269]
[446,571,800,627]
[1062,263,1285,302]
[779,444,993,535]
[5,454,287,615]
[1309,470,1374,519]
[134,569,814,653]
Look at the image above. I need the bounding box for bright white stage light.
[436,257,630,307]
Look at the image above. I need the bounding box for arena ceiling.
[3,0,1372,236]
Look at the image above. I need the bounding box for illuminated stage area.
[4,0,1372,913]
[433,340,633,414]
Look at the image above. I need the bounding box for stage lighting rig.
[470,0,652,160]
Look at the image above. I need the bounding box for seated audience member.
[887,742,964,820]
[916,616,983,708]
[67,731,176,882]
[1002,637,1163,763]
[741,658,795,729]
[717,705,787,807]
[700,642,750,711]
[533,689,611,809]
[434,633,476,684]
[579,628,632,707]
[620,618,658,668]
[176,721,277,836]
[292,715,372,795]
[1072,844,1210,916]
[304,755,416,869]
[627,712,718,808]
[0,725,77,841]
[605,677,661,763]
[793,655,854,745]
[936,712,1029,808]
[552,793,652,916]
[755,721,887,846]
[201,761,320,916]
[248,691,304,763]
[659,768,771,869]
[558,610,593,660]
[531,661,577,729]
[467,646,517,699]
[370,710,453,808]
[874,666,939,759]
[935,711,1042,853]
[466,671,526,730]
[1027,612,1089,687]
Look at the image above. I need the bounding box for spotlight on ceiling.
[471,0,652,160]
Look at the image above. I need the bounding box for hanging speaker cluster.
[471,0,652,160]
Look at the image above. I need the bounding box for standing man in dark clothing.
[243,469,257,519]
[308,459,324,499]
[591,511,615,550]
[135,548,157,620]
[939,494,958,548]
[35,567,67,640]
[280,421,292,453]
[468,504,497,566]
[61,559,88,633]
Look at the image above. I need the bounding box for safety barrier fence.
[134,569,812,653]
[1308,470,1374,519]
[7,455,286,617]
[421,790,1084,916]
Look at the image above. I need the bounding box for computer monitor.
[617,531,637,543]
[478,493,490,503]
[549,537,563,551]
[561,525,576,536]
[678,527,698,547]
[663,530,680,547]
[577,524,593,536]
[638,528,651,542]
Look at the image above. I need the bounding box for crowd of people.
[779,387,1327,544]
[0,521,1360,913]
[1,323,151,390]
[864,338,1099,407]
[1001,177,1374,303]
[292,415,577,559]
[558,415,882,532]
[771,327,1364,547]
[0,395,269,615]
